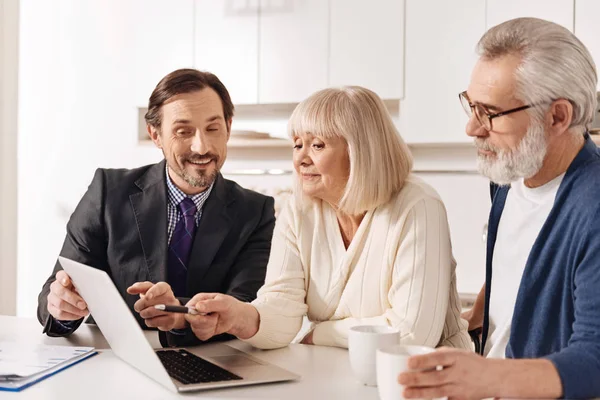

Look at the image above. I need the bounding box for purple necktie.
[168,197,197,297]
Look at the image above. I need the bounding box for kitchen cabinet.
[575,0,600,91]
[329,0,404,99]
[399,0,486,144]
[192,0,405,105]
[415,172,490,295]
[128,0,195,107]
[258,0,329,104]
[486,0,574,31]
[195,0,259,104]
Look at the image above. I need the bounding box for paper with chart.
[0,341,95,379]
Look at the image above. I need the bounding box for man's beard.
[169,154,220,188]
[475,121,547,185]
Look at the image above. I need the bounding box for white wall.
[17,0,164,317]
[0,0,18,316]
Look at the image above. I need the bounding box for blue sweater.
[482,134,600,399]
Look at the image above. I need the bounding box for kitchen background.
[1,0,600,317]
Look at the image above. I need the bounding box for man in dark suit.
[37,69,275,347]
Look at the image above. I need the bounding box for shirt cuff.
[242,302,302,350]
[55,319,77,328]
[44,316,82,337]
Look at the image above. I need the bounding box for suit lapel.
[187,174,236,283]
[129,160,169,282]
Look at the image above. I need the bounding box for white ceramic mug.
[348,325,400,386]
[376,344,435,400]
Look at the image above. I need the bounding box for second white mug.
[376,344,436,400]
[348,325,400,386]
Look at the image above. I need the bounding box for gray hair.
[477,17,597,134]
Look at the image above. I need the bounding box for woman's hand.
[185,293,260,341]
[461,307,483,332]
[462,284,486,332]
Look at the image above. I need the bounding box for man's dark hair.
[144,69,235,130]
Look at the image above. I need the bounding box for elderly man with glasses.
[399,17,600,400]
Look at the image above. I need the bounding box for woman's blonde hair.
[288,86,413,215]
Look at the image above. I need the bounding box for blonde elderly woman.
[183,86,471,350]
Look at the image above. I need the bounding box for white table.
[0,316,379,399]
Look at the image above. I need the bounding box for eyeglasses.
[458,91,533,131]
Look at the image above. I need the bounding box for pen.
[154,304,200,315]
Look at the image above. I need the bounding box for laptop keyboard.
[156,349,243,385]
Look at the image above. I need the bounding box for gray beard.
[475,121,547,185]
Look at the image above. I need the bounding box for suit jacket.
[37,160,275,347]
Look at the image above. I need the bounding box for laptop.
[58,256,300,393]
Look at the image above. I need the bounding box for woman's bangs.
[287,92,341,140]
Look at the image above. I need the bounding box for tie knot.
[178,197,197,216]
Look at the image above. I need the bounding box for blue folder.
[0,349,97,392]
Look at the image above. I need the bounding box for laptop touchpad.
[212,355,264,368]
